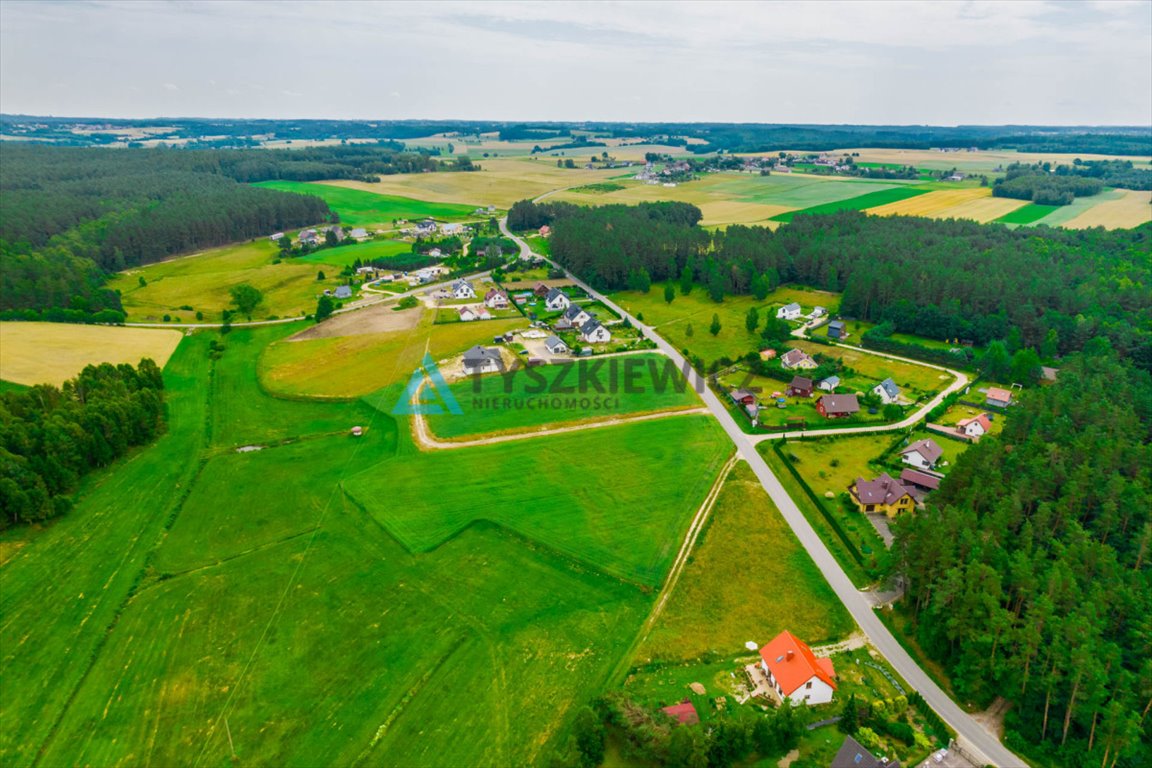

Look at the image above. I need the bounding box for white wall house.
[545,288,571,311]
[452,280,476,299]
[957,414,991,439]
[461,346,504,375]
[562,304,592,327]
[872,378,901,404]
[900,438,943,470]
[758,631,837,706]
[777,303,802,321]
[580,320,612,344]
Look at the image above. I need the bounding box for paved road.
[501,220,1022,767]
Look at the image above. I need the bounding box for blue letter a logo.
[392,353,463,416]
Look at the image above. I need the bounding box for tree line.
[0,359,167,529]
[992,162,1105,205]
[892,349,1152,766]
[514,200,1151,369]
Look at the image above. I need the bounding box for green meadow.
[993,202,1061,225]
[253,181,479,227]
[771,186,932,222]
[297,238,415,267]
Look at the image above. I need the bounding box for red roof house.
[758,631,837,705]
[661,701,700,725]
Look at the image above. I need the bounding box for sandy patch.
[289,305,422,341]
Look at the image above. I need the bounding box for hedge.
[771,441,865,565]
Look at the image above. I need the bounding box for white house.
[957,414,992,439]
[777,303,802,321]
[545,288,571,311]
[484,289,509,309]
[758,631,837,706]
[458,306,491,322]
[452,279,476,300]
[562,303,592,327]
[780,348,818,371]
[580,319,612,344]
[810,306,827,319]
[817,375,840,392]
[348,227,370,241]
[461,346,504,375]
[545,335,569,354]
[872,378,901,404]
[900,438,943,470]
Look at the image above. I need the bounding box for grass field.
[864,187,1029,223]
[253,180,479,227]
[0,321,183,386]
[771,186,931,223]
[296,238,414,267]
[782,433,900,501]
[636,462,855,663]
[1062,188,1152,229]
[110,239,335,320]
[1026,187,1128,228]
[791,340,953,397]
[826,147,1152,175]
[425,354,701,438]
[994,202,1061,225]
[346,414,729,586]
[259,310,524,398]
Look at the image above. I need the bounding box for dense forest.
[1055,159,1152,191]
[0,144,470,318]
[515,200,1152,369]
[993,162,1105,205]
[0,360,167,529]
[893,351,1152,766]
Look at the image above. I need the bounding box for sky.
[1,0,1150,125]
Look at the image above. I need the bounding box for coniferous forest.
[514,200,1152,369]
[0,360,167,528]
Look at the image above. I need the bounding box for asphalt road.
[501,219,1023,767]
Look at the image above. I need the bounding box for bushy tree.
[229,283,264,321]
[710,313,722,336]
[664,282,676,304]
[315,294,335,323]
[745,307,760,333]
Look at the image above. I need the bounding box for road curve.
[500,218,1023,767]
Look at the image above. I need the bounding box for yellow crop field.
[865,187,1029,222]
[821,147,1152,175]
[0,322,183,386]
[1062,189,1152,229]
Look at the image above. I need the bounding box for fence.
[770,441,865,565]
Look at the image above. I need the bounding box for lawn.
[425,354,701,438]
[0,321,183,386]
[110,239,336,320]
[344,415,730,586]
[994,202,1061,225]
[252,180,479,227]
[637,462,855,664]
[771,186,932,223]
[934,402,1006,437]
[296,238,414,267]
[780,433,901,502]
[790,340,953,397]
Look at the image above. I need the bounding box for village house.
[758,631,837,706]
[297,228,320,246]
[461,346,504,375]
[956,413,992,439]
[872,378,901,404]
[334,285,353,300]
[269,232,285,241]
[985,386,1014,408]
[899,468,941,500]
[729,389,756,406]
[533,282,551,298]
[831,735,898,768]
[415,220,436,235]
[780,348,818,371]
[538,225,552,237]
[776,302,802,321]
[789,376,814,398]
[660,701,699,726]
[545,335,569,355]
[827,320,846,340]
[348,227,370,241]
[484,288,509,309]
[850,473,916,516]
[817,375,840,392]
[561,303,592,327]
[440,222,462,236]
[900,438,943,470]
[816,393,859,419]
[545,288,571,311]
[457,306,491,322]
[810,306,827,319]
[580,319,612,344]
[451,279,476,299]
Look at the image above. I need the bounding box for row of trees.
[518,200,1151,369]
[0,360,167,528]
[893,349,1152,766]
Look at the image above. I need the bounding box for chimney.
[786,650,794,661]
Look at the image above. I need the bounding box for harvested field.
[865,187,1029,222]
[0,322,183,386]
[1062,188,1152,229]
[289,304,422,340]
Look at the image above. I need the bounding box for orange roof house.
[758,631,837,705]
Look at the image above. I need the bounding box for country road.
[500,217,1024,767]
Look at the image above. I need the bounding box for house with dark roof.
[562,303,592,327]
[816,394,859,419]
[545,287,571,311]
[900,468,942,497]
[776,302,802,320]
[461,346,504,375]
[451,279,476,300]
[872,378,901,404]
[850,473,916,517]
[545,335,569,355]
[758,631,837,705]
[729,389,756,406]
[900,438,943,470]
[334,285,353,300]
[830,735,899,768]
[789,376,814,397]
[533,282,551,297]
[580,319,611,343]
[827,320,846,339]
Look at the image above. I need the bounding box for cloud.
[163,82,178,91]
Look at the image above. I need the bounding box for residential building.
[817,376,840,392]
[580,319,612,343]
[334,285,353,300]
[484,289,509,309]
[452,279,476,299]
[985,387,1014,408]
[900,468,941,497]
[789,376,814,397]
[660,701,699,726]
[562,303,592,327]
[776,302,802,321]
[545,335,569,355]
[758,631,837,706]
[545,288,571,311]
[458,306,479,322]
[811,306,827,319]
[729,389,757,406]
[461,346,504,375]
[830,735,899,768]
[780,349,818,370]
[827,320,846,339]
[816,394,859,419]
[534,282,551,297]
[298,228,320,246]
[956,413,992,439]
[850,473,916,516]
[348,227,370,241]
[872,378,901,404]
[269,232,285,241]
[900,438,943,470]
[539,225,552,237]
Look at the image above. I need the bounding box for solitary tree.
[315,294,336,323]
[229,283,264,321]
[664,282,675,305]
[746,306,760,333]
[316,270,326,281]
[679,265,694,295]
[685,322,694,338]
[710,313,722,336]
